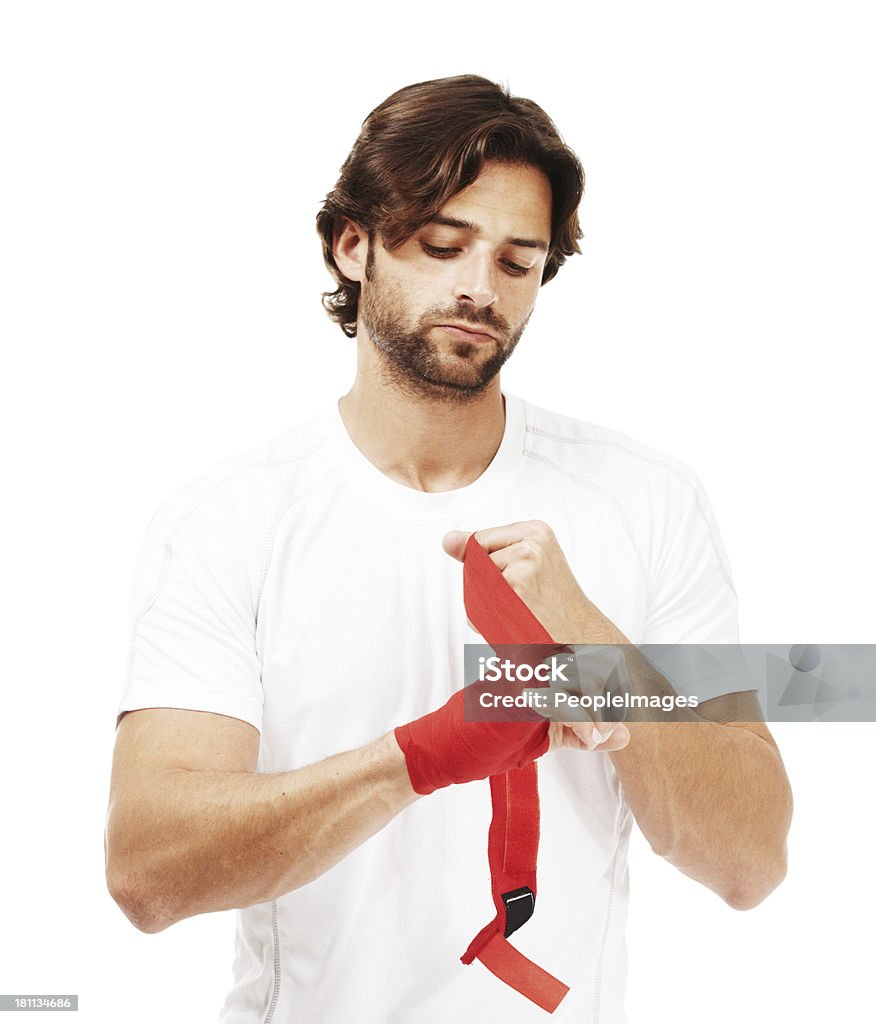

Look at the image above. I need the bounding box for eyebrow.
[425,214,549,253]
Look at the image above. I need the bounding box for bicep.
[110,708,260,800]
[106,710,260,929]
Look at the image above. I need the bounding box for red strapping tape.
[460,535,570,1013]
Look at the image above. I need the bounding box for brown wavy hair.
[316,75,585,337]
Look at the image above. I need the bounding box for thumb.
[442,530,472,562]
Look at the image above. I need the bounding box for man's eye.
[421,243,531,277]
[503,261,531,277]
[422,243,458,258]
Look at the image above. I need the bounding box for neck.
[338,338,506,493]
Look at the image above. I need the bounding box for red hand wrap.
[393,685,549,795]
[394,536,561,794]
[396,535,571,1013]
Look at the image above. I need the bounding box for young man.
[107,76,792,1022]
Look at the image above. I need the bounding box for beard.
[359,256,531,404]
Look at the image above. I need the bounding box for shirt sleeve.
[118,491,264,732]
[639,464,745,701]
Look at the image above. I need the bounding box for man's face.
[358,161,553,402]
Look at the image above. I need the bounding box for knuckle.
[531,519,553,540]
[519,540,540,560]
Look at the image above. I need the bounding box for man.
[107,75,792,1022]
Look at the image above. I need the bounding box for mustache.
[420,304,510,333]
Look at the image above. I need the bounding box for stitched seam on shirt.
[526,426,682,468]
[263,900,281,1024]
[522,449,649,587]
[256,469,347,613]
[591,794,628,1023]
[525,426,736,592]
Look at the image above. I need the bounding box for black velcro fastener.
[501,886,535,938]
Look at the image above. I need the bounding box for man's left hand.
[443,520,627,646]
[443,521,632,752]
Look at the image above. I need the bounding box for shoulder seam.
[525,425,735,591]
[256,469,347,612]
[525,424,684,476]
[522,449,649,587]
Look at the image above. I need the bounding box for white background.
[1,1,873,1021]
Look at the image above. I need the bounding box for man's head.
[316,75,584,400]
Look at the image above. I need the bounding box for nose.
[452,249,499,309]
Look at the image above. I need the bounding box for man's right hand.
[394,672,632,795]
[394,684,551,795]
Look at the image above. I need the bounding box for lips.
[435,323,496,342]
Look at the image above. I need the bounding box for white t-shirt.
[119,394,740,1024]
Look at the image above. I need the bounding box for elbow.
[722,850,788,911]
[722,883,777,912]
[723,781,793,911]
[105,805,184,934]
[106,861,180,934]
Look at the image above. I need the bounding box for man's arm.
[607,688,792,909]
[106,696,618,935]
[105,708,418,934]
[443,522,793,910]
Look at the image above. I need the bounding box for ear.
[333,217,370,284]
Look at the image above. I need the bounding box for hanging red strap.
[459,536,570,1014]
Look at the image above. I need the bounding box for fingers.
[441,524,529,563]
[529,684,630,752]
[521,687,598,725]
[442,521,552,567]
[441,530,471,562]
[482,540,529,574]
[569,721,630,751]
[472,520,553,555]
[547,720,631,753]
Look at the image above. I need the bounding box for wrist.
[569,602,629,646]
[378,729,420,803]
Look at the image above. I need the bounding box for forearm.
[565,633,792,908]
[106,731,417,932]
[609,716,792,908]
